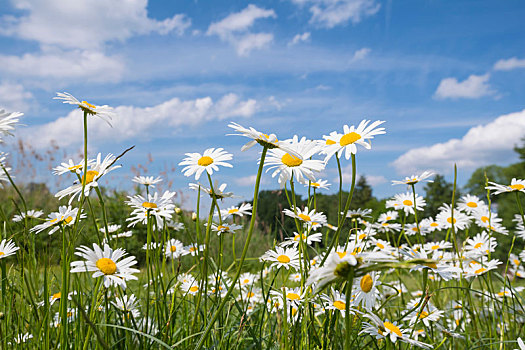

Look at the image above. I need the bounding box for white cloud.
[291,0,380,28]
[366,175,387,186]
[493,57,525,71]
[350,47,371,62]
[289,32,311,46]
[434,73,495,100]
[235,175,257,186]
[0,0,191,49]
[0,48,125,83]
[392,109,525,174]
[20,94,258,149]
[0,81,33,112]
[207,4,276,56]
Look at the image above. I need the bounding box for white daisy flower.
[54,92,114,125]
[457,194,486,214]
[227,122,300,156]
[55,153,122,204]
[435,207,471,231]
[210,222,243,235]
[220,203,252,218]
[306,251,357,290]
[179,148,233,180]
[419,217,441,232]
[189,181,236,200]
[408,303,444,327]
[70,243,139,288]
[377,211,398,223]
[387,192,426,215]
[100,224,121,234]
[289,273,302,282]
[464,232,497,258]
[353,272,381,310]
[281,231,323,247]
[180,279,201,295]
[30,206,85,235]
[164,238,188,259]
[374,221,402,233]
[305,179,331,190]
[0,109,21,140]
[132,175,163,188]
[270,287,304,308]
[13,209,44,222]
[11,333,33,344]
[321,120,386,161]
[239,273,259,287]
[283,206,327,228]
[112,294,141,318]
[486,178,525,195]
[463,259,502,278]
[322,288,356,317]
[260,246,300,270]
[392,171,434,186]
[52,158,96,176]
[264,135,325,186]
[184,243,205,256]
[472,208,508,235]
[126,190,176,227]
[0,239,19,259]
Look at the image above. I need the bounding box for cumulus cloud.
[434,73,495,100]
[291,0,380,28]
[207,4,276,56]
[0,48,124,83]
[20,93,258,149]
[392,109,525,174]
[0,0,191,49]
[0,81,34,112]
[493,57,525,71]
[289,32,311,46]
[350,47,371,62]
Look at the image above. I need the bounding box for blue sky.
[1,0,524,209]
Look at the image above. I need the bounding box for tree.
[423,174,456,218]
[351,176,373,209]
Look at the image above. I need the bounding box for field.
[1,101,525,349]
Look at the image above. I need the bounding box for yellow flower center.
[326,139,336,145]
[142,202,158,209]
[52,292,61,299]
[475,267,487,274]
[430,222,439,227]
[510,184,524,191]
[424,262,437,269]
[189,247,196,252]
[431,245,440,250]
[298,213,311,222]
[228,208,239,214]
[277,255,290,263]
[68,164,82,171]
[246,292,255,298]
[419,311,429,319]
[197,156,214,166]
[311,182,320,187]
[466,201,477,208]
[82,170,99,184]
[336,251,347,258]
[189,286,199,292]
[333,300,346,310]
[514,259,520,265]
[281,153,303,167]
[243,279,250,284]
[217,225,229,231]
[170,245,177,252]
[376,242,385,249]
[293,234,307,241]
[96,258,117,275]
[474,242,483,249]
[383,322,403,337]
[481,216,489,223]
[381,223,389,227]
[402,199,413,206]
[358,233,366,240]
[339,132,361,146]
[287,292,300,300]
[447,217,457,224]
[386,216,392,220]
[360,274,373,293]
[81,101,96,109]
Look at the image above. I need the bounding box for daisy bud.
[175,207,182,215]
[191,212,197,221]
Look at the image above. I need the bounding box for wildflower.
[70,243,139,288]
[164,239,188,259]
[321,120,386,161]
[463,259,502,278]
[283,206,327,228]
[0,239,19,259]
[228,122,299,156]
[52,158,95,175]
[322,288,356,317]
[54,92,114,125]
[464,232,497,258]
[387,193,426,215]
[346,208,373,220]
[30,206,84,235]
[281,231,323,247]
[306,251,357,290]
[11,333,33,344]
[457,194,486,214]
[392,171,434,186]
[377,211,398,223]
[0,109,21,139]
[264,135,325,186]
[184,243,205,256]
[12,209,44,222]
[180,279,200,295]
[472,208,508,235]
[132,175,162,188]
[435,208,471,231]
[305,179,331,190]
[179,148,233,180]
[260,246,300,270]
[375,221,402,233]
[112,294,141,318]
[407,303,444,327]
[419,217,441,232]
[353,272,381,310]
[126,190,176,227]
[271,287,304,308]
[239,273,259,287]
[55,153,121,204]
[189,181,235,200]
[220,203,252,218]
[486,178,525,195]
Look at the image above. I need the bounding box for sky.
[0,0,524,209]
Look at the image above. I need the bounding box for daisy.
[179,148,233,180]
[374,221,402,233]
[260,246,300,270]
[11,333,33,344]
[305,179,331,190]
[0,239,19,259]
[228,122,300,156]
[210,223,243,235]
[289,273,302,282]
[408,303,444,327]
[405,223,429,236]
[306,251,357,290]
[283,206,327,228]
[168,221,185,231]
[486,178,525,195]
[457,194,486,214]
[126,190,176,227]
[189,181,235,200]
[321,120,386,161]
[164,239,188,259]
[392,171,434,186]
[464,232,497,258]
[472,208,508,235]
[132,175,162,188]
[0,109,21,139]
[435,208,471,231]
[184,243,205,256]
[52,158,95,175]
[271,287,304,308]
[12,209,44,222]
[463,259,502,278]
[180,279,201,295]
[220,203,252,218]
[423,240,453,253]
[54,92,114,125]
[238,273,259,288]
[377,211,398,223]
[55,153,122,204]
[322,288,355,317]
[30,206,85,235]
[387,193,426,215]
[346,208,373,220]
[112,294,141,318]
[100,224,121,234]
[264,135,325,186]
[419,217,441,232]
[281,231,323,247]
[70,243,139,288]
[238,287,262,303]
[353,272,381,310]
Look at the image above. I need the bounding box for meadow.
[0,94,524,349]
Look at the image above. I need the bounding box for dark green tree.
[423,174,457,218]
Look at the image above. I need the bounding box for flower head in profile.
[132,175,163,188]
[264,135,325,187]
[189,181,236,200]
[392,171,434,186]
[0,109,22,140]
[321,120,386,161]
[306,251,357,291]
[179,148,233,180]
[305,179,331,190]
[30,206,85,235]
[70,243,139,288]
[283,206,327,229]
[52,158,95,175]
[220,203,252,218]
[0,239,19,259]
[112,294,141,318]
[13,209,44,222]
[54,92,114,126]
[126,190,176,227]
[228,122,300,156]
[486,178,525,195]
[0,152,12,185]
